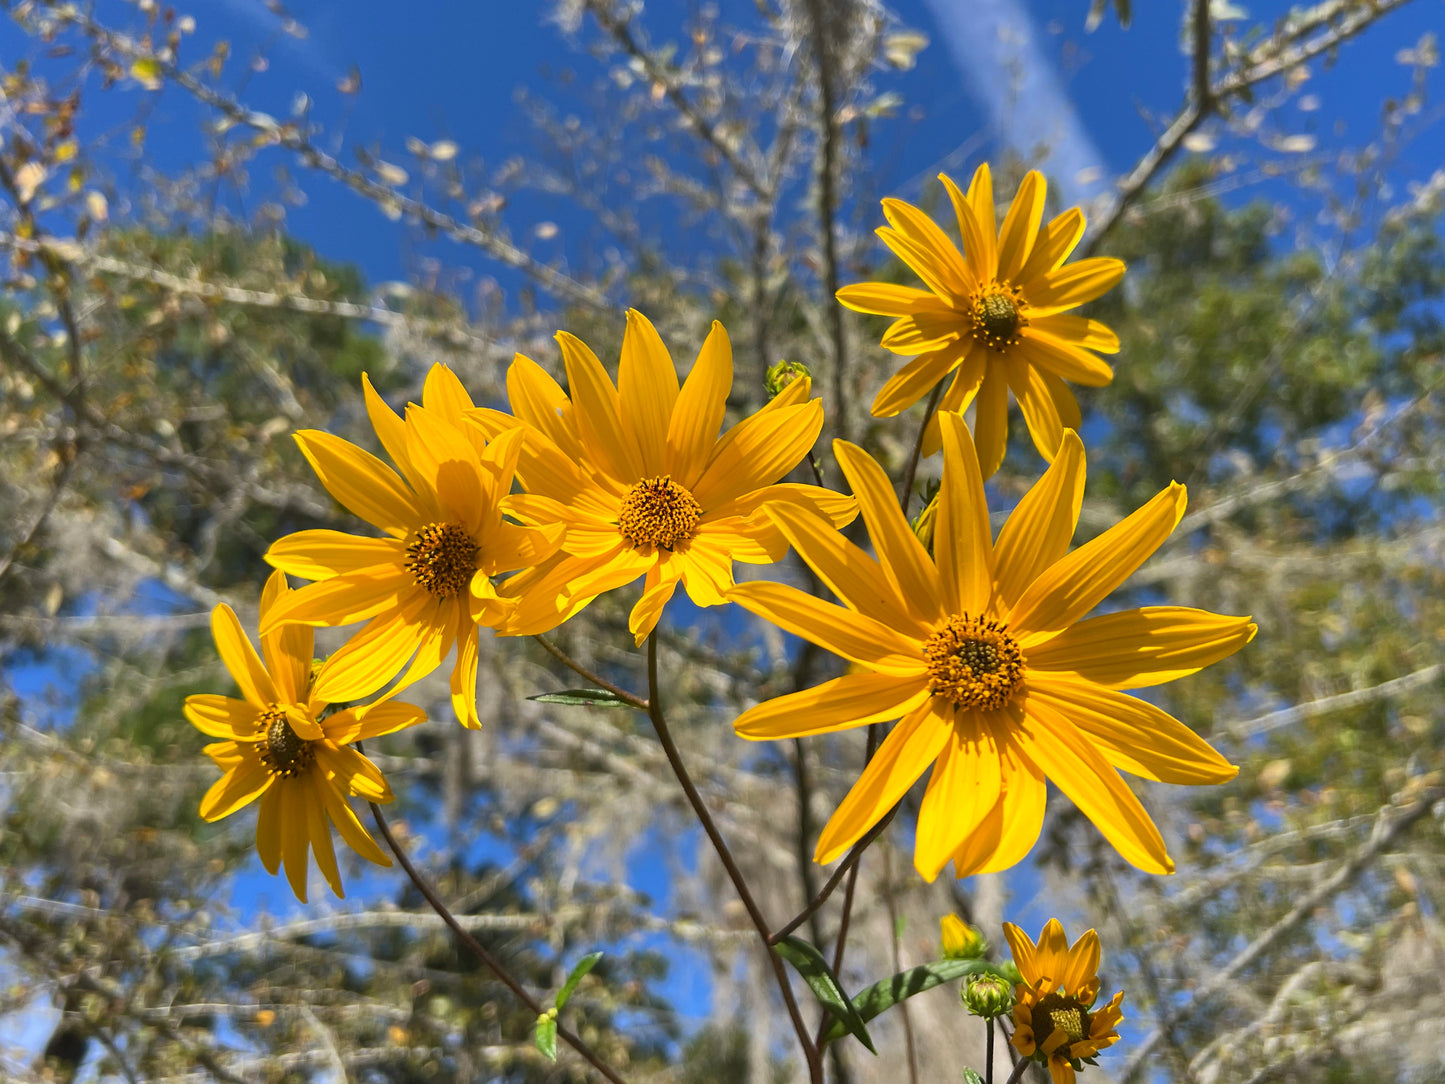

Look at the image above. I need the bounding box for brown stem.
[533,634,648,710]
[365,797,630,1083]
[769,803,898,945]
[643,633,823,1083]
[1004,1055,1031,1084]
[900,379,947,512]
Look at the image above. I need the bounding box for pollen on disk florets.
[1031,990,1092,1048]
[969,284,1026,352]
[924,614,1025,710]
[617,475,703,551]
[405,522,478,598]
[260,707,315,778]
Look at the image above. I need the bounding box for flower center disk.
[618,475,702,551]
[924,614,1025,710]
[969,285,1025,352]
[406,521,478,598]
[260,707,315,778]
[1032,991,1091,1048]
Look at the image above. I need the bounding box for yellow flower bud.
[940,914,987,959]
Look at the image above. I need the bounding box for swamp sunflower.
[1006,919,1124,1084]
[729,413,1253,880]
[468,310,854,644]
[262,366,561,729]
[838,163,1124,476]
[187,571,425,901]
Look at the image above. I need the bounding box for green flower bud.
[912,492,939,557]
[940,914,987,959]
[764,359,811,398]
[961,972,1014,1019]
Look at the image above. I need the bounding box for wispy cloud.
[922,0,1107,206]
[211,0,341,85]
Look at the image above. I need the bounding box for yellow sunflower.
[261,365,561,729]
[187,570,426,901]
[467,309,854,645]
[728,412,1253,880]
[1005,919,1125,1084]
[838,163,1125,476]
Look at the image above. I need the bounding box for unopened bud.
[764,359,811,398]
[912,493,939,556]
[961,972,1014,1019]
[941,914,987,959]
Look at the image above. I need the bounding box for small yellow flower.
[1006,919,1124,1084]
[838,163,1125,476]
[187,570,426,901]
[940,914,986,959]
[729,413,1252,880]
[468,310,855,644]
[261,365,561,729]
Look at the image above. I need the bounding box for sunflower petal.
[952,737,1047,877]
[1028,258,1126,314]
[761,502,921,632]
[973,364,1010,479]
[305,776,344,897]
[994,430,1085,608]
[422,363,476,421]
[294,429,419,538]
[1007,359,1066,463]
[1010,484,1187,641]
[450,613,483,729]
[618,310,680,476]
[814,701,950,863]
[836,281,939,316]
[935,413,995,615]
[728,581,927,674]
[319,779,390,866]
[914,712,1002,881]
[259,566,414,633]
[1030,314,1121,354]
[1020,332,1115,387]
[404,404,486,536]
[1029,606,1256,690]
[1016,697,1173,874]
[200,755,272,821]
[259,570,312,705]
[255,788,282,873]
[834,440,943,624]
[558,329,644,483]
[211,604,279,708]
[734,672,929,739]
[363,373,442,517]
[997,171,1046,282]
[506,353,588,462]
[323,701,428,745]
[317,742,392,802]
[265,530,407,583]
[279,782,310,901]
[666,320,731,486]
[880,308,965,354]
[1018,208,1086,286]
[876,227,968,305]
[692,401,823,511]
[941,170,997,281]
[920,346,985,458]
[881,197,976,297]
[870,347,961,418]
[311,592,435,703]
[185,695,262,741]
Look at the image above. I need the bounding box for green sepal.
[772,935,877,1054]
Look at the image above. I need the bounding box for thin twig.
[364,796,630,1084]
[900,380,947,512]
[770,799,898,944]
[533,634,649,709]
[643,633,823,1083]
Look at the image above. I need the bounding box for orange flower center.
[260,707,315,778]
[924,614,1025,710]
[1031,991,1091,1049]
[618,475,702,551]
[969,284,1026,353]
[405,521,478,598]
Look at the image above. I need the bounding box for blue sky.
[5,0,1443,1074]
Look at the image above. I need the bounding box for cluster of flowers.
[188,164,1253,1081]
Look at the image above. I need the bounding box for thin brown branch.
[533,634,648,709]
[643,634,823,1083]
[366,797,631,1084]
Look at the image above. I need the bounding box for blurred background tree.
[2,1,1444,1081]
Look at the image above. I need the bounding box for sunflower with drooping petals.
[728,412,1253,880]
[261,365,562,729]
[467,309,855,644]
[187,570,426,901]
[1006,919,1125,1084]
[838,163,1125,476]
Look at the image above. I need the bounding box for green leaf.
[533,1012,557,1061]
[773,936,877,1055]
[555,951,604,1011]
[962,1071,985,1084]
[821,958,1001,1045]
[529,688,635,708]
